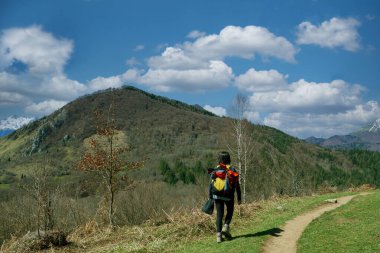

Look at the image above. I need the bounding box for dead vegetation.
[0,200,264,252]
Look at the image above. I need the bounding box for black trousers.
[215,199,234,232]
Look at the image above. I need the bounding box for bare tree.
[228,93,254,203]
[77,104,141,227]
[20,163,60,237]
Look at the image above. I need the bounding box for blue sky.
[0,0,379,138]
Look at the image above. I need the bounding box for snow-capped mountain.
[0,116,34,130]
[369,119,380,133]
[0,116,34,136]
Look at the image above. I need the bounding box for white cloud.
[250,79,364,113]
[263,101,380,138]
[0,25,88,118]
[25,100,67,116]
[148,47,206,70]
[184,25,297,62]
[141,25,297,92]
[0,25,73,74]
[203,105,227,117]
[0,91,30,105]
[233,68,375,138]
[40,75,87,100]
[139,60,233,92]
[243,111,261,123]
[0,116,34,130]
[235,68,288,92]
[187,30,206,39]
[296,17,360,51]
[88,75,124,92]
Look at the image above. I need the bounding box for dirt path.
[262,193,368,253]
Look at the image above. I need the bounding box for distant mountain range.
[305,119,380,151]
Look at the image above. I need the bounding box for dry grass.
[63,202,264,253]
[0,201,264,253]
[4,189,370,253]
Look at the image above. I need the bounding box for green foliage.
[298,191,380,253]
[316,150,336,162]
[263,127,297,154]
[159,160,178,185]
[159,159,206,185]
[343,149,380,187]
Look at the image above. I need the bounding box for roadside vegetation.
[3,190,361,252]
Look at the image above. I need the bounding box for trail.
[262,193,369,253]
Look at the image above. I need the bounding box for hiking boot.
[216,232,222,243]
[222,224,232,239]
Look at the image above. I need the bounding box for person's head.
[218,151,231,165]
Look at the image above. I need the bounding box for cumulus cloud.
[0,25,73,74]
[235,68,288,92]
[25,100,67,116]
[243,111,261,123]
[184,25,297,62]
[0,25,88,118]
[263,101,380,138]
[88,75,124,92]
[0,91,30,105]
[250,79,364,113]
[203,105,227,117]
[0,116,34,130]
[235,68,377,138]
[148,47,207,70]
[141,25,297,92]
[139,60,233,92]
[296,17,360,51]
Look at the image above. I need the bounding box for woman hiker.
[209,151,241,243]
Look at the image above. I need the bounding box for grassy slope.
[66,192,355,253]
[298,190,380,253]
[170,192,355,253]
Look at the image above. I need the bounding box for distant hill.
[305,119,380,151]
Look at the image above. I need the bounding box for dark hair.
[218,151,231,164]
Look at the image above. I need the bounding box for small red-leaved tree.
[77,104,140,227]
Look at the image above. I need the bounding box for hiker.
[209,151,241,243]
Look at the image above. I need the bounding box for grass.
[5,190,373,253]
[169,192,355,253]
[298,190,380,253]
[73,191,354,253]
[0,184,10,190]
